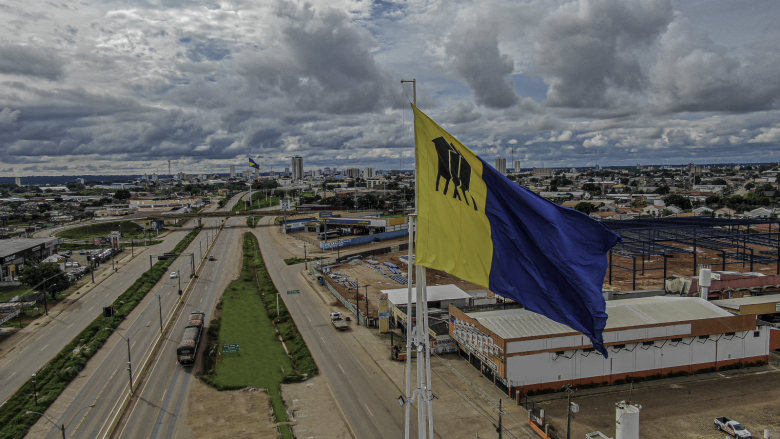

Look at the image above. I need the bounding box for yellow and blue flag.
[413,105,621,357]
[249,157,261,169]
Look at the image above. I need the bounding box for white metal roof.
[710,293,780,311]
[465,296,735,340]
[382,284,472,305]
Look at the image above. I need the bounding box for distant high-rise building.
[292,156,304,180]
[345,168,361,179]
[152,173,158,181]
[284,167,290,174]
[15,177,21,186]
[513,160,522,173]
[77,178,85,184]
[595,164,602,171]
[230,164,236,177]
[365,167,376,178]
[324,167,332,175]
[495,157,507,175]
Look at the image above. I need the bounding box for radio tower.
[168,160,171,177]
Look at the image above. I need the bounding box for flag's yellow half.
[413,104,492,288]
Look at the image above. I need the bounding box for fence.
[322,278,367,326]
[319,229,409,250]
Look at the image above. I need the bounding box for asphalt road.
[0,220,198,406]
[22,195,244,439]
[253,216,418,439]
[112,216,241,439]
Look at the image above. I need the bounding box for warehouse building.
[449,296,770,397]
[1,238,62,281]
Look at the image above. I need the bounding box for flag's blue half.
[249,158,260,169]
[480,160,621,357]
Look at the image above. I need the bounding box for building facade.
[512,160,522,173]
[449,297,769,396]
[230,164,236,177]
[291,156,304,180]
[345,168,361,179]
[365,167,376,178]
[495,158,507,175]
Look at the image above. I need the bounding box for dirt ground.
[534,353,780,439]
[282,376,353,439]
[187,379,280,439]
[606,239,780,292]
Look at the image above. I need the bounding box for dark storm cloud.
[649,17,780,113]
[238,1,400,114]
[535,0,673,109]
[0,45,65,81]
[445,26,518,109]
[437,102,482,124]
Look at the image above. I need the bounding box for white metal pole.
[423,277,433,439]
[416,263,426,439]
[405,215,414,439]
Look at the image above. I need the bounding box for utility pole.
[355,278,360,326]
[564,384,576,439]
[304,242,308,269]
[364,284,370,327]
[497,399,503,439]
[157,294,163,332]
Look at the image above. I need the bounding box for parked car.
[79,250,87,255]
[170,271,178,279]
[208,255,216,261]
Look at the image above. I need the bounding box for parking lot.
[534,352,780,438]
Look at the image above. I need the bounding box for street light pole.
[32,373,37,405]
[157,294,163,333]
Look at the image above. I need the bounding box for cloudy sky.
[1,0,779,176]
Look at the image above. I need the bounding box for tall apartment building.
[513,160,522,173]
[291,156,304,180]
[230,164,236,177]
[365,167,376,178]
[14,177,21,186]
[495,157,507,175]
[532,167,554,178]
[345,168,361,179]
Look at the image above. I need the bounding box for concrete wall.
[505,327,769,392]
[319,228,409,250]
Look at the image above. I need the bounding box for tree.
[654,185,670,195]
[114,189,132,200]
[19,263,70,300]
[665,194,692,210]
[574,202,597,214]
[705,195,721,206]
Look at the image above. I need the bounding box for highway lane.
[0,221,202,406]
[23,195,243,439]
[114,217,241,439]
[253,217,416,439]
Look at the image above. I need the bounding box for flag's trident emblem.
[432,137,478,211]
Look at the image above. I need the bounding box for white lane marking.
[306,316,311,323]
[7,371,17,381]
[338,364,345,374]
[40,344,49,352]
[320,336,325,344]
[364,402,374,417]
[88,306,94,312]
[162,388,167,401]
[68,323,74,328]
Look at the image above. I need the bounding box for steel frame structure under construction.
[603,217,780,290]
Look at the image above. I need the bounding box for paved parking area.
[534,353,780,438]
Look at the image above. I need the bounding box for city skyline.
[1,1,780,176]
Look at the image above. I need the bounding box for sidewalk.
[297,267,537,439]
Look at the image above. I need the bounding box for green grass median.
[0,226,203,439]
[200,233,317,439]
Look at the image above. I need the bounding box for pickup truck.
[330,312,349,331]
[714,417,752,438]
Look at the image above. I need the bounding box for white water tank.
[615,401,641,439]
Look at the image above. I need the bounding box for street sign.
[164,253,178,257]
[379,312,389,319]
[222,343,240,354]
[280,200,291,210]
[286,290,300,295]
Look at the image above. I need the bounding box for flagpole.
[401,78,416,439]
[402,78,433,439]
